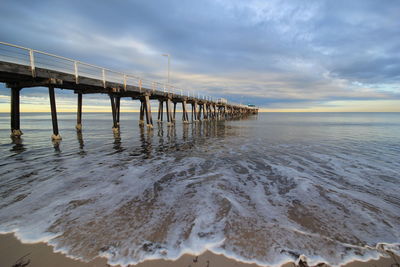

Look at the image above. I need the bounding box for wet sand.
[1,234,399,267]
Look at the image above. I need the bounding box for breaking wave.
[0,113,399,266]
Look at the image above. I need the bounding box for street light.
[162,53,170,84]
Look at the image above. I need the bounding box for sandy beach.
[1,234,399,267]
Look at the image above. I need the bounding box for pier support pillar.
[166,98,174,126]
[173,102,177,122]
[49,86,61,140]
[10,87,23,138]
[182,100,189,123]
[139,99,145,126]
[192,102,198,122]
[116,96,121,126]
[109,95,119,133]
[76,93,82,131]
[144,95,153,128]
[198,104,202,121]
[203,104,208,120]
[157,100,164,122]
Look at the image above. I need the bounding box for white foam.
[1,120,400,266]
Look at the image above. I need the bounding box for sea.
[0,112,399,266]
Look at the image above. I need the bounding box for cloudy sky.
[0,0,399,112]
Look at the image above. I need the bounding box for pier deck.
[0,42,258,139]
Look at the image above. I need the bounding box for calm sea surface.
[0,112,399,266]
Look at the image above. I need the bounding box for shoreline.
[1,233,399,267]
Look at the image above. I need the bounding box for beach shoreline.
[1,233,399,267]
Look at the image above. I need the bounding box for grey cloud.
[0,0,399,108]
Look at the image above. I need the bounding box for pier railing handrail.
[0,41,255,108]
[0,41,180,95]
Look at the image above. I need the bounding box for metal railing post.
[74,61,79,84]
[102,68,106,88]
[29,49,36,77]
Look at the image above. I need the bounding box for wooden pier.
[0,42,258,140]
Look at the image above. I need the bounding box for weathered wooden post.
[143,94,153,128]
[10,87,23,138]
[166,98,174,125]
[157,99,164,122]
[182,99,189,123]
[48,86,61,140]
[192,101,198,122]
[191,102,194,121]
[76,92,83,131]
[139,99,145,126]
[203,103,208,120]
[109,94,119,133]
[160,100,164,122]
[165,98,171,124]
[197,104,202,121]
[116,96,121,126]
[173,101,177,122]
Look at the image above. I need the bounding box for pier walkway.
[0,42,258,140]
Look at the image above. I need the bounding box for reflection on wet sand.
[112,131,124,153]
[140,125,153,158]
[132,120,238,158]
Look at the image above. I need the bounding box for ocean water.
[0,112,399,266]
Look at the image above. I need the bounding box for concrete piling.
[76,93,83,131]
[49,86,61,140]
[10,87,22,138]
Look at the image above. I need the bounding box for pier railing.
[0,41,221,102]
[1,41,259,140]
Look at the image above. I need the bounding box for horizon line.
[0,111,399,113]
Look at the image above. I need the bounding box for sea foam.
[0,113,399,266]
